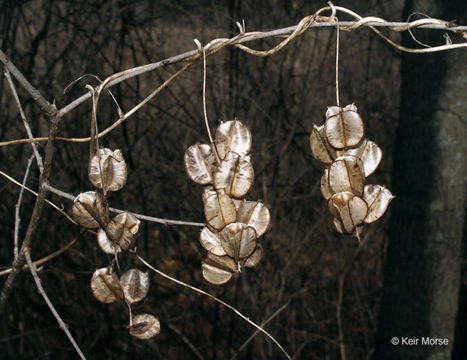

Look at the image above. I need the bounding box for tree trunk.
[374,0,467,359]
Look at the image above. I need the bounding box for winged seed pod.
[200,227,227,256]
[215,120,252,160]
[184,143,217,184]
[203,186,237,230]
[88,148,127,192]
[104,212,140,251]
[202,252,238,285]
[310,124,337,164]
[236,200,270,237]
[214,151,254,198]
[328,192,368,233]
[120,269,150,304]
[186,119,269,284]
[72,191,108,228]
[363,184,394,223]
[90,267,124,303]
[325,104,365,149]
[242,244,263,268]
[310,103,393,237]
[219,223,257,262]
[328,156,365,196]
[336,139,382,177]
[130,314,161,340]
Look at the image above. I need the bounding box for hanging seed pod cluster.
[185,120,270,285]
[310,104,394,237]
[71,148,160,340]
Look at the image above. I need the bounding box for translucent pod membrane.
[219,223,257,262]
[90,268,123,303]
[324,104,365,149]
[215,120,252,160]
[200,226,227,256]
[184,143,217,184]
[336,139,382,177]
[242,244,263,268]
[214,151,254,198]
[72,191,108,228]
[310,124,337,164]
[328,192,368,234]
[203,186,236,230]
[101,212,140,252]
[236,200,270,238]
[88,148,127,192]
[130,314,161,340]
[363,184,394,223]
[120,269,150,304]
[202,252,238,285]
[328,155,365,196]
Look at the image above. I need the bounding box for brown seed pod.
[130,314,161,340]
[88,148,127,192]
[363,184,394,223]
[236,200,270,238]
[336,139,382,177]
[90,268,124,303]
[310,124,337,164]
[219,223,257,262]
[325,104,365,149]
[320,168,334,200]
[214,152,254,198]
[184,143,217,184]
[328,155,365,196]
[72,191,108,228]
[97,228,122,254]
[215,120,252,160]
[203,186,237,230]
[120,269,150,304]
[243,244,263,268]
[105,212,140,251]
[202,252,238,285]
[199,226,227,256]
[328,192,368,233]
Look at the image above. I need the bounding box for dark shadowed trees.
[374,0,467,359]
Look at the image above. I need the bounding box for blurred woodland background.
[0,0,465,359]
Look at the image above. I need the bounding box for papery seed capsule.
[72,191,108,228]
[214,152,254,198]
[88,148,127,192]
[131,314,161,339]
[90,268,124,303]
[215,120,252,160]
[184,143,217,184]
[325,105,365,149]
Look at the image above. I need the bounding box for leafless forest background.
[0,0,465,359]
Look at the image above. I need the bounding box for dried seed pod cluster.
[72,147,160,339]
[185,120,270,285]
[310,104,394,237]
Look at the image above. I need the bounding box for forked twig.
[137,255,292,360]
[14,155,35,259]
[24,248,87,359]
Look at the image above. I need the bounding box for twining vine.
[1,3,466,359]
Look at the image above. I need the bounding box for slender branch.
[137,255,291,360]
[43,184,205,227]
[0,49,56,116]
[1,9,466,149]
[4,70,44,172]
[14,155,35,259]
[0,232,82,277]
[24,248,87,359]
[0,109,59,310]
[230,301,290,360]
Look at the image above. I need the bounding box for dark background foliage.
[0,0,464,359]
